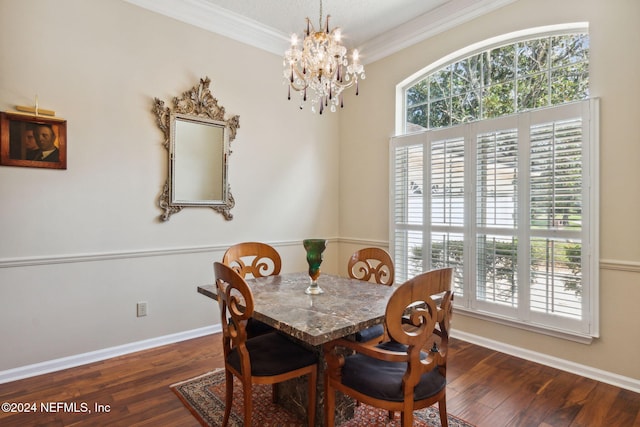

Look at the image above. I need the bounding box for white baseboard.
[0,325,222,384]
[452,330,640,394]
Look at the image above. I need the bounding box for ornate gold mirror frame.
[152,77,239,221]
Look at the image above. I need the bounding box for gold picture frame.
[0,111,67,169]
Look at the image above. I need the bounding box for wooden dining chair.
[324,267,454,427]
[223,241,282,278]
[222,242,282,337]
[214,262,318,427]
[347,247,395,343]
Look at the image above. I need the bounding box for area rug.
[171,369,474,427]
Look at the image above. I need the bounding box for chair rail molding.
[0,239,342,268]
[599,259,640,273]
[2,246,636,272]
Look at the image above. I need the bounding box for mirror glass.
[171,114,227,204]
[153,77,239,221]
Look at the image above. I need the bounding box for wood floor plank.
[0,335,637,426]
[570,382,625,427]
[603,389,640,427]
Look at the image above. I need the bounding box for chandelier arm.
[289,78,308,92]
[290,66,311,89]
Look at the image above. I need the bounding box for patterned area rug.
[171,369,475,427]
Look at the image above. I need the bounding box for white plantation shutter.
[476,127,519,310]
[528,117,586,330]
[430,137,465,227]
[390,99,598,338]
[392,135,424,281]
[429,135,465,297]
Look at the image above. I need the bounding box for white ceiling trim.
[124,0,290,53]
[361,0,518,64]
[123,0,516,64]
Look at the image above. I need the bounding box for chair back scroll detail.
[214,262,254,377]
[385,267,453,347]
[223,242,282,278]
[385,267,454,391]
[347,247,394,286]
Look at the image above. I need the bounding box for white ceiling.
[124,0,516,63]
[202,0,449,46]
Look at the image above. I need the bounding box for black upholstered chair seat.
[246,318,275,337]
[341,343,446,402]
[228,332,318,377]
[227,317,274,339]
[355,324,385,342]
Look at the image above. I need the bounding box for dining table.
[197,271,399,426]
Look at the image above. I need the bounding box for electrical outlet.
[137,301,148,317]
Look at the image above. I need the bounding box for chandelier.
[283,0,365,114]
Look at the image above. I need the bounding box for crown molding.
[123,0,290,55]
[123,0,516,64]
[360,0,518,64]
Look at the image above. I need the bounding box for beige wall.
[1,0,639,386]
[339,0,640,380]
[0,0,340,370]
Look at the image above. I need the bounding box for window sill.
[454,305,595,344]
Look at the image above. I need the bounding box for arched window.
[403,30,589,132]
[391,25,599,340]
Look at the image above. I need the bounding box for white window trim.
[391,24,597,342]
[390,99,599,342]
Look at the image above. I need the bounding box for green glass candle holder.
[303,239,327,295]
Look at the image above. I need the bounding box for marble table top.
[198,272,398,346]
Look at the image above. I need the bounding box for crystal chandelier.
[283,0,365,114]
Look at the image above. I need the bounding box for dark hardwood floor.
[0,335,638,426]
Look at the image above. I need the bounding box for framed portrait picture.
[0,112,67,169]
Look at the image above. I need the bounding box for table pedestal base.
[277,377,355,426]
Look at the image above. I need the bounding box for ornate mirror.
[153,77,239,221]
